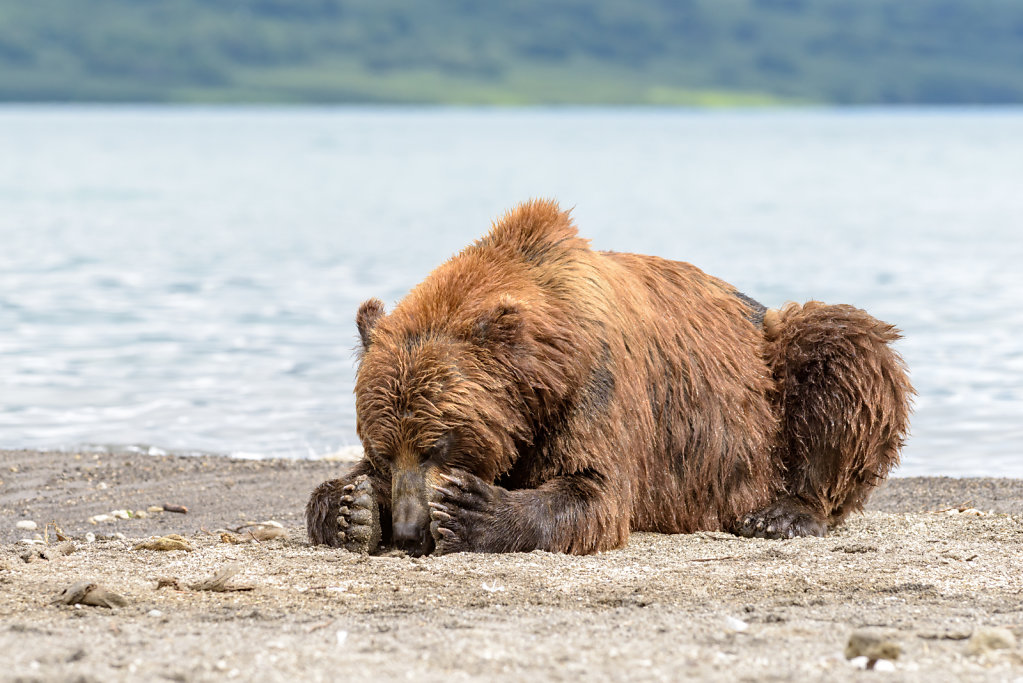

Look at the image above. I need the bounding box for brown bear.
[306,199,913,556]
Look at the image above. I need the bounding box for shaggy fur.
[307,200,913,555]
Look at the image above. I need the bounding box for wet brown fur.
[307,199,913,554]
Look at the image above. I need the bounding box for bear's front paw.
[337,475,382,554]
[428,470,501,555]
[734,497,827,539]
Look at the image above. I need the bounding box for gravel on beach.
[2,449,1022,682]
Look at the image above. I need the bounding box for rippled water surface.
[1,106,1021,476]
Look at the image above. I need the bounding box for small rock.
[17,539,44,546]
[85,532,96,543]
[96,482,107,490]
[147,506,164,513]
[134,535,193,552]
[189,564,252,592]
[873,659,896,672]
[845,629,901,662]
[147,609,164,618]
[134,510,148,519]
[89,514,114,524]
[336,630,348,646]
[50,582,128,608]
[967,627,1017,655]
[832,543,877,554]
[23,542,76,563]
[16,520,37,531]
[848,656,870,670]
[111,509,131,520]
[247,526,285,541]
[723,616,749,633]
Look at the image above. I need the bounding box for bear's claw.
[428,469,500,554]
[430,485,458,499]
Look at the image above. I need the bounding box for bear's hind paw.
[734,497,827,539]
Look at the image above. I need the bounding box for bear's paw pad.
[337,475,381,554]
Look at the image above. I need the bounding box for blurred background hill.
[3,0,1023,105]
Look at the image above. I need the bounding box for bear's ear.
[356,298,386,350]
[473,296,524,346]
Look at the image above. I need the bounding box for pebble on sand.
[967,627,1017,655]
[872,659,896,672]
[16,520,38,531]
[134,535,194,552]
[50,582,128,609]
[723,616,749,633]
[845,630,901,662]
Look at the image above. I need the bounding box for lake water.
[1,106,1021,477]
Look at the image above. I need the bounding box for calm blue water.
[1,106,1021,476]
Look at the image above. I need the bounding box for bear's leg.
[737,302,913,539]
[427,469,628,555]
[306,460,390,552]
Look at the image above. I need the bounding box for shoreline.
[2,449,1022,681]
[3,449,1023,546]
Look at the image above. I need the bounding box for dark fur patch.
[576,342,615,416]
[734,290,767,328]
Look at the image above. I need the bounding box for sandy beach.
[1,448,1021,681]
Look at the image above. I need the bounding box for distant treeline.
[2,0,1023,104]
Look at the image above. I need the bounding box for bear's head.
[353,294,530,555]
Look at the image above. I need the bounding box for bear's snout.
[391,470,434,556]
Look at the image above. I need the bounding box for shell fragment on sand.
[50,582,128,609]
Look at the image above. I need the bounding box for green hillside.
[2,0,1023,104]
